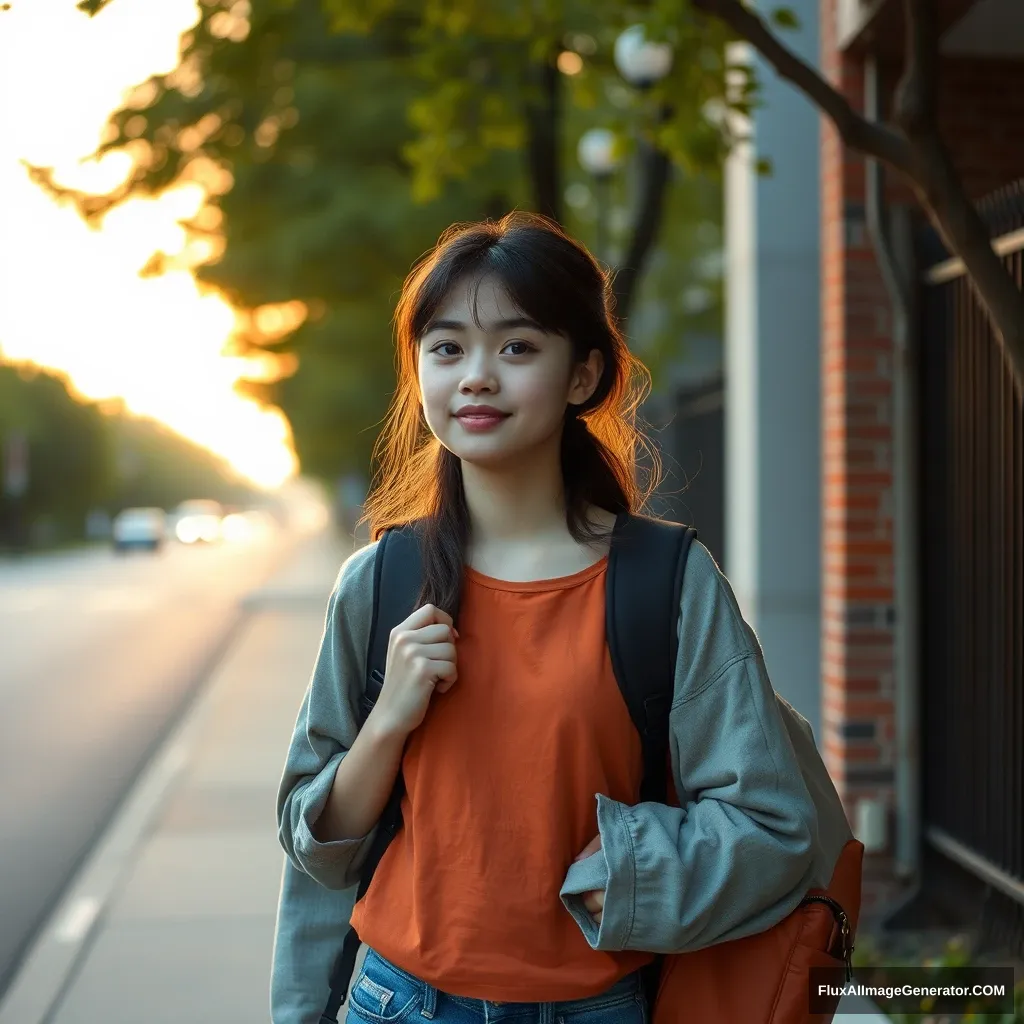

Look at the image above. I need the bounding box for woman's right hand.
[369,603,458,739]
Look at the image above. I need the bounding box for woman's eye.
[503,340,533,355]
[432,342,460,357]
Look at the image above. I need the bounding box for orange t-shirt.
[348,556,654,1001]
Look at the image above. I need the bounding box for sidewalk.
[0,526,887,1024]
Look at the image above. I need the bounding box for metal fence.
[918,188,1024,954]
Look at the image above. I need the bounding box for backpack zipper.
[799,894,854,982]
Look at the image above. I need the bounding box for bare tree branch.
[893,0,937,135]
[692,0,914,172]
[908,137,1024,391]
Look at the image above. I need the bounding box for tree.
[39,1,522,478]
[311,0,733,321]
[687,0,1024,392]
[317,0,1024,389]
[0,362,253,549]
[44,0,727,482]
[0,363,112,546]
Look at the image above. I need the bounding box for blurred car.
[220,509,276,544]
[112,507,166,553]
[172,499,224,544]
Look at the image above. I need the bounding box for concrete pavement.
[0,525,887,1023]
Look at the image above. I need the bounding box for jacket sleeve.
[271,858,359,1023]
[560,541,820,953]
[276,541,381,891]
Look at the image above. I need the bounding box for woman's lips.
[454,412,509,431]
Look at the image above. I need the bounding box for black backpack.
[318,513,697,1023]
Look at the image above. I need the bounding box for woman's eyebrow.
[423,316,546,334]
[423,318,466,333]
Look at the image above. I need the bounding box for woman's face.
[417,274,603,469]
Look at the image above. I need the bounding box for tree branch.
[893,0,937,136]
[692,0,914,173]
[909,137,1024,391]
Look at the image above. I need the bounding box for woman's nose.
[458,354,497,392]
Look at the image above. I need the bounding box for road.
[0,529,298,999]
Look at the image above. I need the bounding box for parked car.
[112,507,166,553]
[172,499,223,545]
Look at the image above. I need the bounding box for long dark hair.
[362,212,661,615]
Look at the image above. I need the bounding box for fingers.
[574,834,602,862]
[425,658,457,693]
[389,622,458,671]
[425,656,457,679]
[401,603,454,630]
[582,889,605,923]
[385,605,460,707]
[416,641,456,663]
[409,623,456,645]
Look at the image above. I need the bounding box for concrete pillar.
[724,0,823,739]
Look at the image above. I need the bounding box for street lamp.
[577,128,622,262]
[613,25,673,90]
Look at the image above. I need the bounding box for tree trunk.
[613,135,673,324]
[524,55,562,225]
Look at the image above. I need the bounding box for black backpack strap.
[606,513,696,1007]
[320,524,425,1023]
[605,513,697,805]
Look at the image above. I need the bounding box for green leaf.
[76,0,115,14]
[770,6,801,30]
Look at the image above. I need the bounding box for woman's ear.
[568,348,605,406]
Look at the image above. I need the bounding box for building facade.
[726,0,1024,945]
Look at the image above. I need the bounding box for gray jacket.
[271,538,854,1023]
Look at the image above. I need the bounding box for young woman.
[272,213,848,1024]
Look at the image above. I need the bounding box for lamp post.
[577,127,622,264]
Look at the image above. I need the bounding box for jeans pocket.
[346,950,423,1024]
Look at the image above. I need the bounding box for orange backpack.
[651,836,863,1023]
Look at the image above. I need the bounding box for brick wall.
[819,0,1024,919]
[820,0,900,919]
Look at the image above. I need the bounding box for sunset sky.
[0,0,297,488]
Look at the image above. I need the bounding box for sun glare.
[0,0,298,489]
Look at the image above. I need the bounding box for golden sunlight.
[0,0,297,489]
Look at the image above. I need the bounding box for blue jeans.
[345,948,649,1024]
